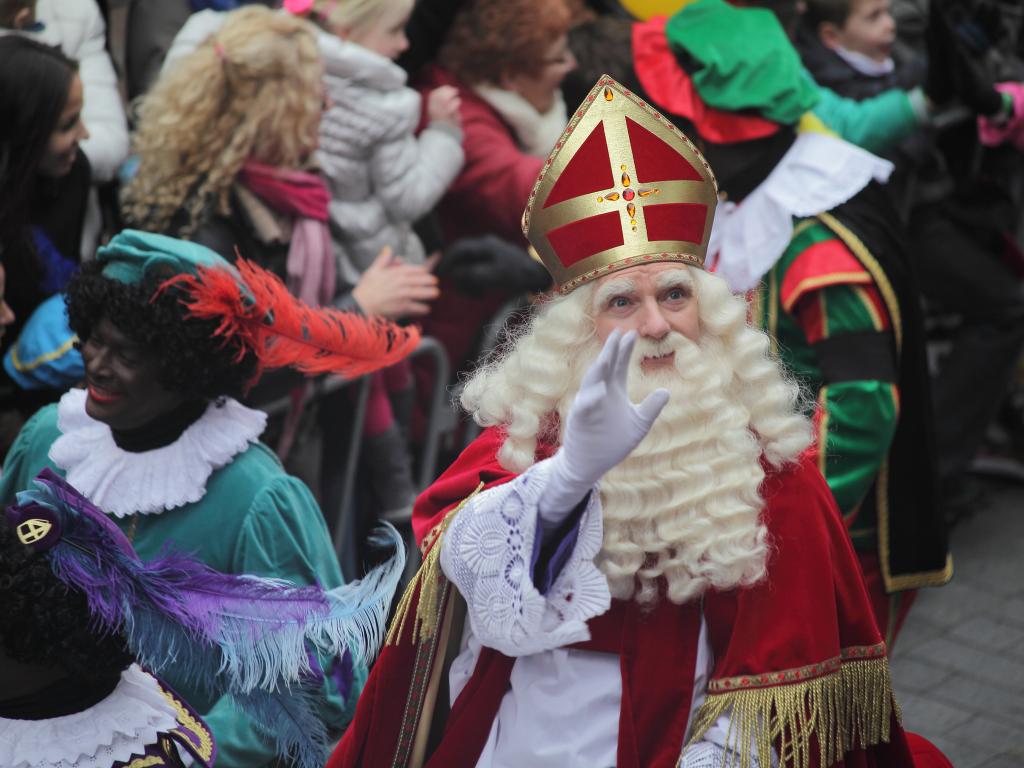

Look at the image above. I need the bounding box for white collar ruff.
[708,131,894,293]
[0,665,182,768]
[49,388,267,518]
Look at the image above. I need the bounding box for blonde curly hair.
[122,6,324,236]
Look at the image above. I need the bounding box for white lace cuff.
[440,459,611,657]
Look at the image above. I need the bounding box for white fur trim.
[0,665,181,768]
[709,132,894,293]
[473,85,569,158]
[49,388,267,517]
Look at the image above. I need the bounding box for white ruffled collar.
[0,665,182,768]
[708,131,894,293]
[49,388,267,518]
[473,84,569,158]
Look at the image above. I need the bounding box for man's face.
[591,263,701,375]
[827,0,896,64]
[81,317,187,432]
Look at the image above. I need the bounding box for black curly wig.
[65,261,259,401]
[0,519,133,683]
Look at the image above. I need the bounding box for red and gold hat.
[522,75,718,294]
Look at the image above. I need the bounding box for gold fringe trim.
[684,657,900,768]
[386,483,485,646]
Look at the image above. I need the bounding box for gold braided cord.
[684,656,899,768]
[386,483,485,646]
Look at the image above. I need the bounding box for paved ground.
[889,479,1024,767]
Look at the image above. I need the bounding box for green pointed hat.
[664,0,818,127]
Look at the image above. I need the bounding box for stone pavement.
[889,480,1024,767]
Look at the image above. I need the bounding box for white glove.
[538,329,670,532]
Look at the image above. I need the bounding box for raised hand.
[351,247,440,320]
[539,330,670,526]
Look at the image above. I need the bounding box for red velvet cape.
[330,428,918,768]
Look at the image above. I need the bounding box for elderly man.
[329,77,943,768]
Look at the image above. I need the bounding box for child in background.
[799,0,1024,512]
[286,0,464,520]
[797,0,923,98]
[286,0,463,284]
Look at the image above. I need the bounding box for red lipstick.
[87,384,123,404]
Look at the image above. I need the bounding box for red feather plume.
[159,259,420,381]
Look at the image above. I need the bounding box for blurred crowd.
[2,0,1024,762]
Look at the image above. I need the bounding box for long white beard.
[559,333,770,606]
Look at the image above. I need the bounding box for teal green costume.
[0,230,420,766]
[0,402,366,766]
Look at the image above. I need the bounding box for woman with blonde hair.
[123,5,336,307]
[128,3,441,314]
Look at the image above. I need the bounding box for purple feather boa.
[5,469,406,767]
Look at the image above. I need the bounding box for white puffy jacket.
[315,34,464,283]
[30,0,129,183]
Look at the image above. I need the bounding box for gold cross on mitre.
[522,76,718,293]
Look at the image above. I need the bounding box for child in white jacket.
[285,0,464,519]
[287,0,464,287]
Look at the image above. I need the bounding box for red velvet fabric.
[626,116,703,183]
[704,459,887,685]
[332,429,919,768]
[643,201,709,244]
[632,17,781,144]
[544,122,615,208]
[547,210,625,267]
[858,550,918,649]
[904,733,954,768]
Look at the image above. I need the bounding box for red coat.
[410,68,545,422]
[416,65,543,246]
[330,428,943,768]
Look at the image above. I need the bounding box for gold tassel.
[386,483,485,646]
[683,656,898,768]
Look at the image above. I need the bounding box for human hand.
[539,330,670,524]
[427,85,462,129]
[351,247,440,320]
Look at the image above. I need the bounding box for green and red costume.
[582,0,953,638]
[752,204,952,642]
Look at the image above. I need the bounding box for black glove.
[925,0,1003,115]
[437,235,552,295]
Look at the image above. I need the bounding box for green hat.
[96,230,239,285]
[665,0,818,126]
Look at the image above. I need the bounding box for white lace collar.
[708,131,893,293]
[0,665,182,768]
[473,84,569,158]
[49,388,267,518]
